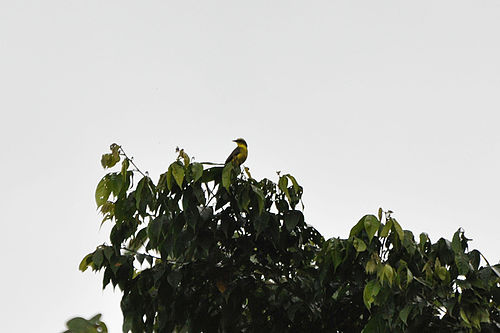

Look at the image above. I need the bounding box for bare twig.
[479,251,500,278]
[119,146,148,178]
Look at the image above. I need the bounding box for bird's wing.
[225,147,241,164]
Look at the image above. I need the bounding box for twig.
[479,251,500,278]
[119,146,148,178]
[122,247,160,260]
[198,162,224,166]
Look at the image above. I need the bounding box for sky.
[1,1,500,332]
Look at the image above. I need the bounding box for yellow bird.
[225,138,248,167]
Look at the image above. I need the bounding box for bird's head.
[233,138,247,147]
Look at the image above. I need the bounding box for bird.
[225,138,248,167]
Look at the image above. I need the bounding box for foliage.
[80,144,500,332]
[64,314,107,333]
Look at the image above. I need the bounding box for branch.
[121,247,160,260]
[479,251,500,278]
[119,146,148,178]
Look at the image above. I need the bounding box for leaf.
[419,232,429,252]
[148,216,165,248]
[191,163,203,182]
[332,244,343,271]
[365,259,377,274]
[93,249,104,268]
[100,144,121,169]
[460,308,471,326]
[251,185,264,214]
[363,215,380,243]
[278,176,292,203]
[451,229,462,254]
[222,163,233,191]
[455,252,470,275]
[240,186,251,212]
[436,266,449,281]
[135,177,146,209]
[406,268,413,286]
[95,176,111,207]
[286,174,300,193]
[100,154,114,169]
[392,218,404,242]
[379,219,392,238]
[192,184,206,206]
[353,237,367,252]
[349,217,365,238]
[380,264,394,285]
[399,305,412,325]
[121,158,129,177]
[171,163,185,188]
[363,279,381,310]
[166,166,173,191]
[103,247,114,262]
[79,253,93,272]
[284,210,303,232]
[66,317,97,333]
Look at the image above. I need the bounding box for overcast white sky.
[1,1,500,332]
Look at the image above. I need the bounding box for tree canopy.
[75,144,500,332]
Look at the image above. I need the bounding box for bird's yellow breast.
[235,143,248,164]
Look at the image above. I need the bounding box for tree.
[77,144,500,332]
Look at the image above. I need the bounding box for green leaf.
[93,249,104,268]
[399,305,412,325]
[66,314,107,333]
[419,232,429,252]
[284,210,303,232]
[135,177,146,209]
[222,163,233,191]
[392,218,404,242]
[121,158,129,177]
[286,174,300,193]
[108,173,123,197]
[148,216,165,248]
[436,266,449,281]
[363,215,380,243]
[251,185,264,214]
[191,163,203,182]
[349,217,365,237]
[332,243,343,271]
[383,264,394,285]
[103,247,114,262]
[95,176,111,207]
[378,264,394,285]
[353,237,367,252]
[171,163,185,188]
[363,279,381,310]
[66,317,97,333]
[460,308,471,326]
[455,252,470,275]
[166,165,173,191]
[406,268,413,286]
[379,219,392,237]
[365,259,377,274]
[100,144,121,169]
[278,176,292,203]
[451,229,462,254]
[79,253,93,272]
